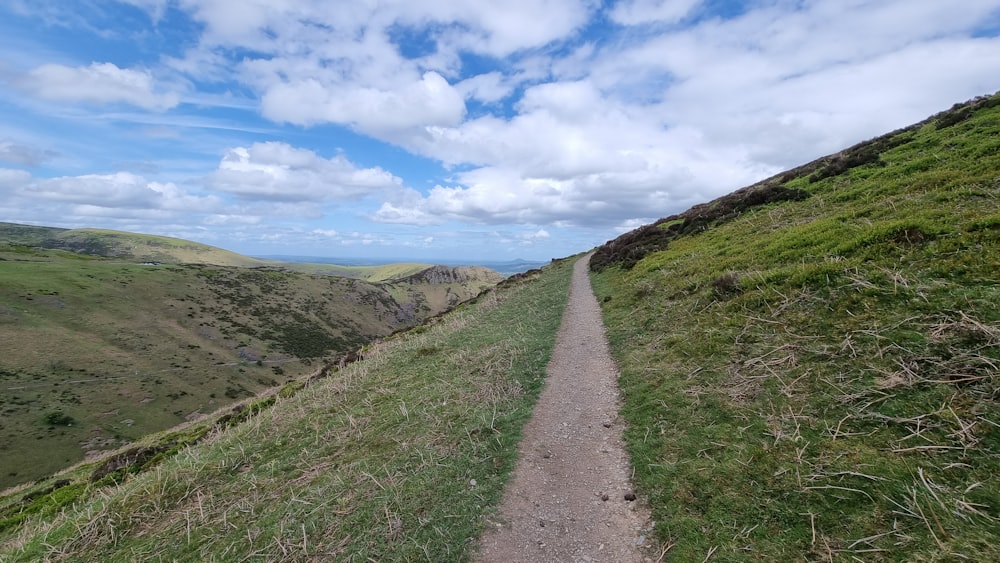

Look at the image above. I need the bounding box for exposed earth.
[477,254,654,562]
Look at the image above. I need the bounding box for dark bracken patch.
[90,426,211,484]
[934,95,1000,129]
[807,128,916,183]
[591,183,809,270]
[90,445,172,484]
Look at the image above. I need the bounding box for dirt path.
[477,253,652,562]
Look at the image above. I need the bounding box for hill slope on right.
[590,93,1000,560]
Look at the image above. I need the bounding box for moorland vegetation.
[0,229,501,489]
[1,92,997,561]
[592,93,1000,560]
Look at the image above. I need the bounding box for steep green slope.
[591,94,1000,559]
[0,246,501,489]
[0,259,573,561]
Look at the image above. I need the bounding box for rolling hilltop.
[0,224,268,268]
[0,228,503,489]
[1,93,998,561]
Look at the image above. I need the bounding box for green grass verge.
[0,258,574,561]
[591,96,1000,560]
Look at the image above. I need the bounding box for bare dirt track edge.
[477,253,653,563]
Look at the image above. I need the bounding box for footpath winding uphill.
[478,254,652,562]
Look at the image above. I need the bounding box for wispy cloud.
[0,140,57,167]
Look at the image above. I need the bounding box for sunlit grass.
[592,94,1000,561]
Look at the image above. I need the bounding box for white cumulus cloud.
[19,62,180,110]
[210,141,404,202]
[375,1,1000,230]
[0,168,33,189]
[260,71,466,135]
[20,171,219,210]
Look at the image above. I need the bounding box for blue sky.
[1,1,999,261]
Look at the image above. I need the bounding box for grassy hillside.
[0,241,502,489]
[2,93,997,561]
[591,94,1000,560]
[0,259,574,561]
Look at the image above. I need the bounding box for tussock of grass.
[592,94,1000,560]
[0,257,574,561]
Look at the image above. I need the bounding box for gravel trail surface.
[477,253,652,562]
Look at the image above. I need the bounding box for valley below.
[0,227,503,489]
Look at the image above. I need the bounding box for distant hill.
[0,225,270,267]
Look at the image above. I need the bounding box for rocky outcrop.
[396,265,505,285]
